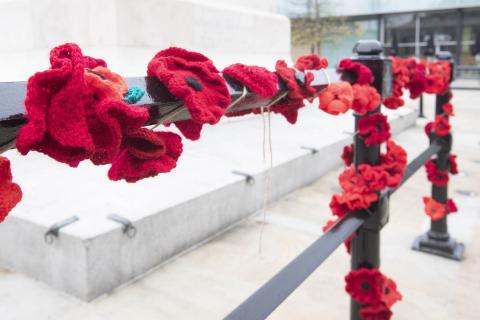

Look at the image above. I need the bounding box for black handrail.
[0,69,349,154]
[224,211,368,320]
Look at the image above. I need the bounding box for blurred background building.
[280,0,480,77]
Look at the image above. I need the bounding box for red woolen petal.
[341,144,354,166]
[294,54,328,71]
[318,82,354,115]
[147,47,230,140]
[446,199,458,214]
[345,268,383,305]
[108,131,183,183]
[0,156,22,223]
[223,63,278,98]
[448,155,459,174]
[381,276,402,308]
[432,115,451,136]
[359,303,392,320]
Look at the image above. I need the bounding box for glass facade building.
[280,0,480,68]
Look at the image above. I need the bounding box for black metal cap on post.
[353,40,383,56]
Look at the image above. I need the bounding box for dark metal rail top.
[0,69,350,154]
[224,211,368,320]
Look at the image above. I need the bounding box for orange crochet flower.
[318,82,354,115]
[352,84,381,115]
[84,66,128,101]
[423,197,446,220]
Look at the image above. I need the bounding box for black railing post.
[412,51,465,260]
[418,94,425,118]
[350,40,392,320]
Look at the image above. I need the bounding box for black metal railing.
[0,40,464,320]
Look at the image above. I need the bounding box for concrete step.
[0,103,417,301]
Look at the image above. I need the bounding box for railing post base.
[412,232,464,261]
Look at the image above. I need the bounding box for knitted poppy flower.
[17,43,103,166]
[424,61,451,95]
[359,303,392,320]
[222,63,278,98]
[423,197,446,220]
[406,62,426,99]
[318,82,354,115]
[270,98,305,124]
[294,54,328,71]
[330,191,378,216]
[380,276,402,308]
[424,122,433,137]
[446,199,458,214]
[352,84,381,115]
[339,58,374,85]
[425,159,449,187]
[432,115,451,136]
[442,103,454,116]
[0,156,22,223]
[339,167,370,194]
[108,129,183,182]
[383,57,409,110]
[358,113,391,146]
[383,96,404,110]
[380,140,407,188]
[448,155,458,174]
[345,268,383,305]
[358,164,389,192]
[147,47,230,140]
[341,144,354,166]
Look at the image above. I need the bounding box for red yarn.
[108,129,183,183]
[341,144,354,166]
[381,276,402,308]
[0,156,22,223]
[432,115,451,136]
[406,62,426,99]
[359,303,392,320]
[352,84,381,115]
[379,140,407,188]
[318,82,354,115]
[358,113,391,146]
[446,199,458,214]
[147,47,230,140]
[16,43,148,168]
[322,217,354,253]
[448,154,458,174]
[339,58,374,85]
[424,122,433,137]
[345,268,383,305]
[383,57,410,110]
[442,102,454,116]
[223,63,278,98]
[425,159,449,186]
[294,54,328,71]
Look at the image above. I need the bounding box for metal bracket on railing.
[300,146,318,155]
[44,216,79,244]
[107,214,137,238]
[232,170,255,185]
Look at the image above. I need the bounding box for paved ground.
[0,89,479,319]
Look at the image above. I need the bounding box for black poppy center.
[385,287,390,294]
[185,77,202,91]
[360,282,370,291]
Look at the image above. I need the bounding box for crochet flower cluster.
[345,268,402,320]
[0,157,22,223]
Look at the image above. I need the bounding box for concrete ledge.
[0,106,417,300]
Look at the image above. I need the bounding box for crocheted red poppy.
[270,99,305,124]
[359,303,392,320]
[147,47,230,140]
[432,115,451,136]
[345,268,383,305]
[358,164,389,192]
[352,84,381,115]
[448,155,458,174]
[318,82,354,115]
[339,58,374,85]
[295,54,329,71]
[406,62,426,99]
[341,144,354,166]
[330,191,378,216]
[0,156,22,223]
[222,63,278,98]
[383,57,409,110]
[446,199,458,214]
[423,197,446,220]
[17,43,102,166]
[425,159,449,187]
[380,276,402,308]
[379,140,407,188]
[442,103,454,116]
[16,43,147,168]
[358,113,391,146]
[424,61,451,95]
[108,129,183,182]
